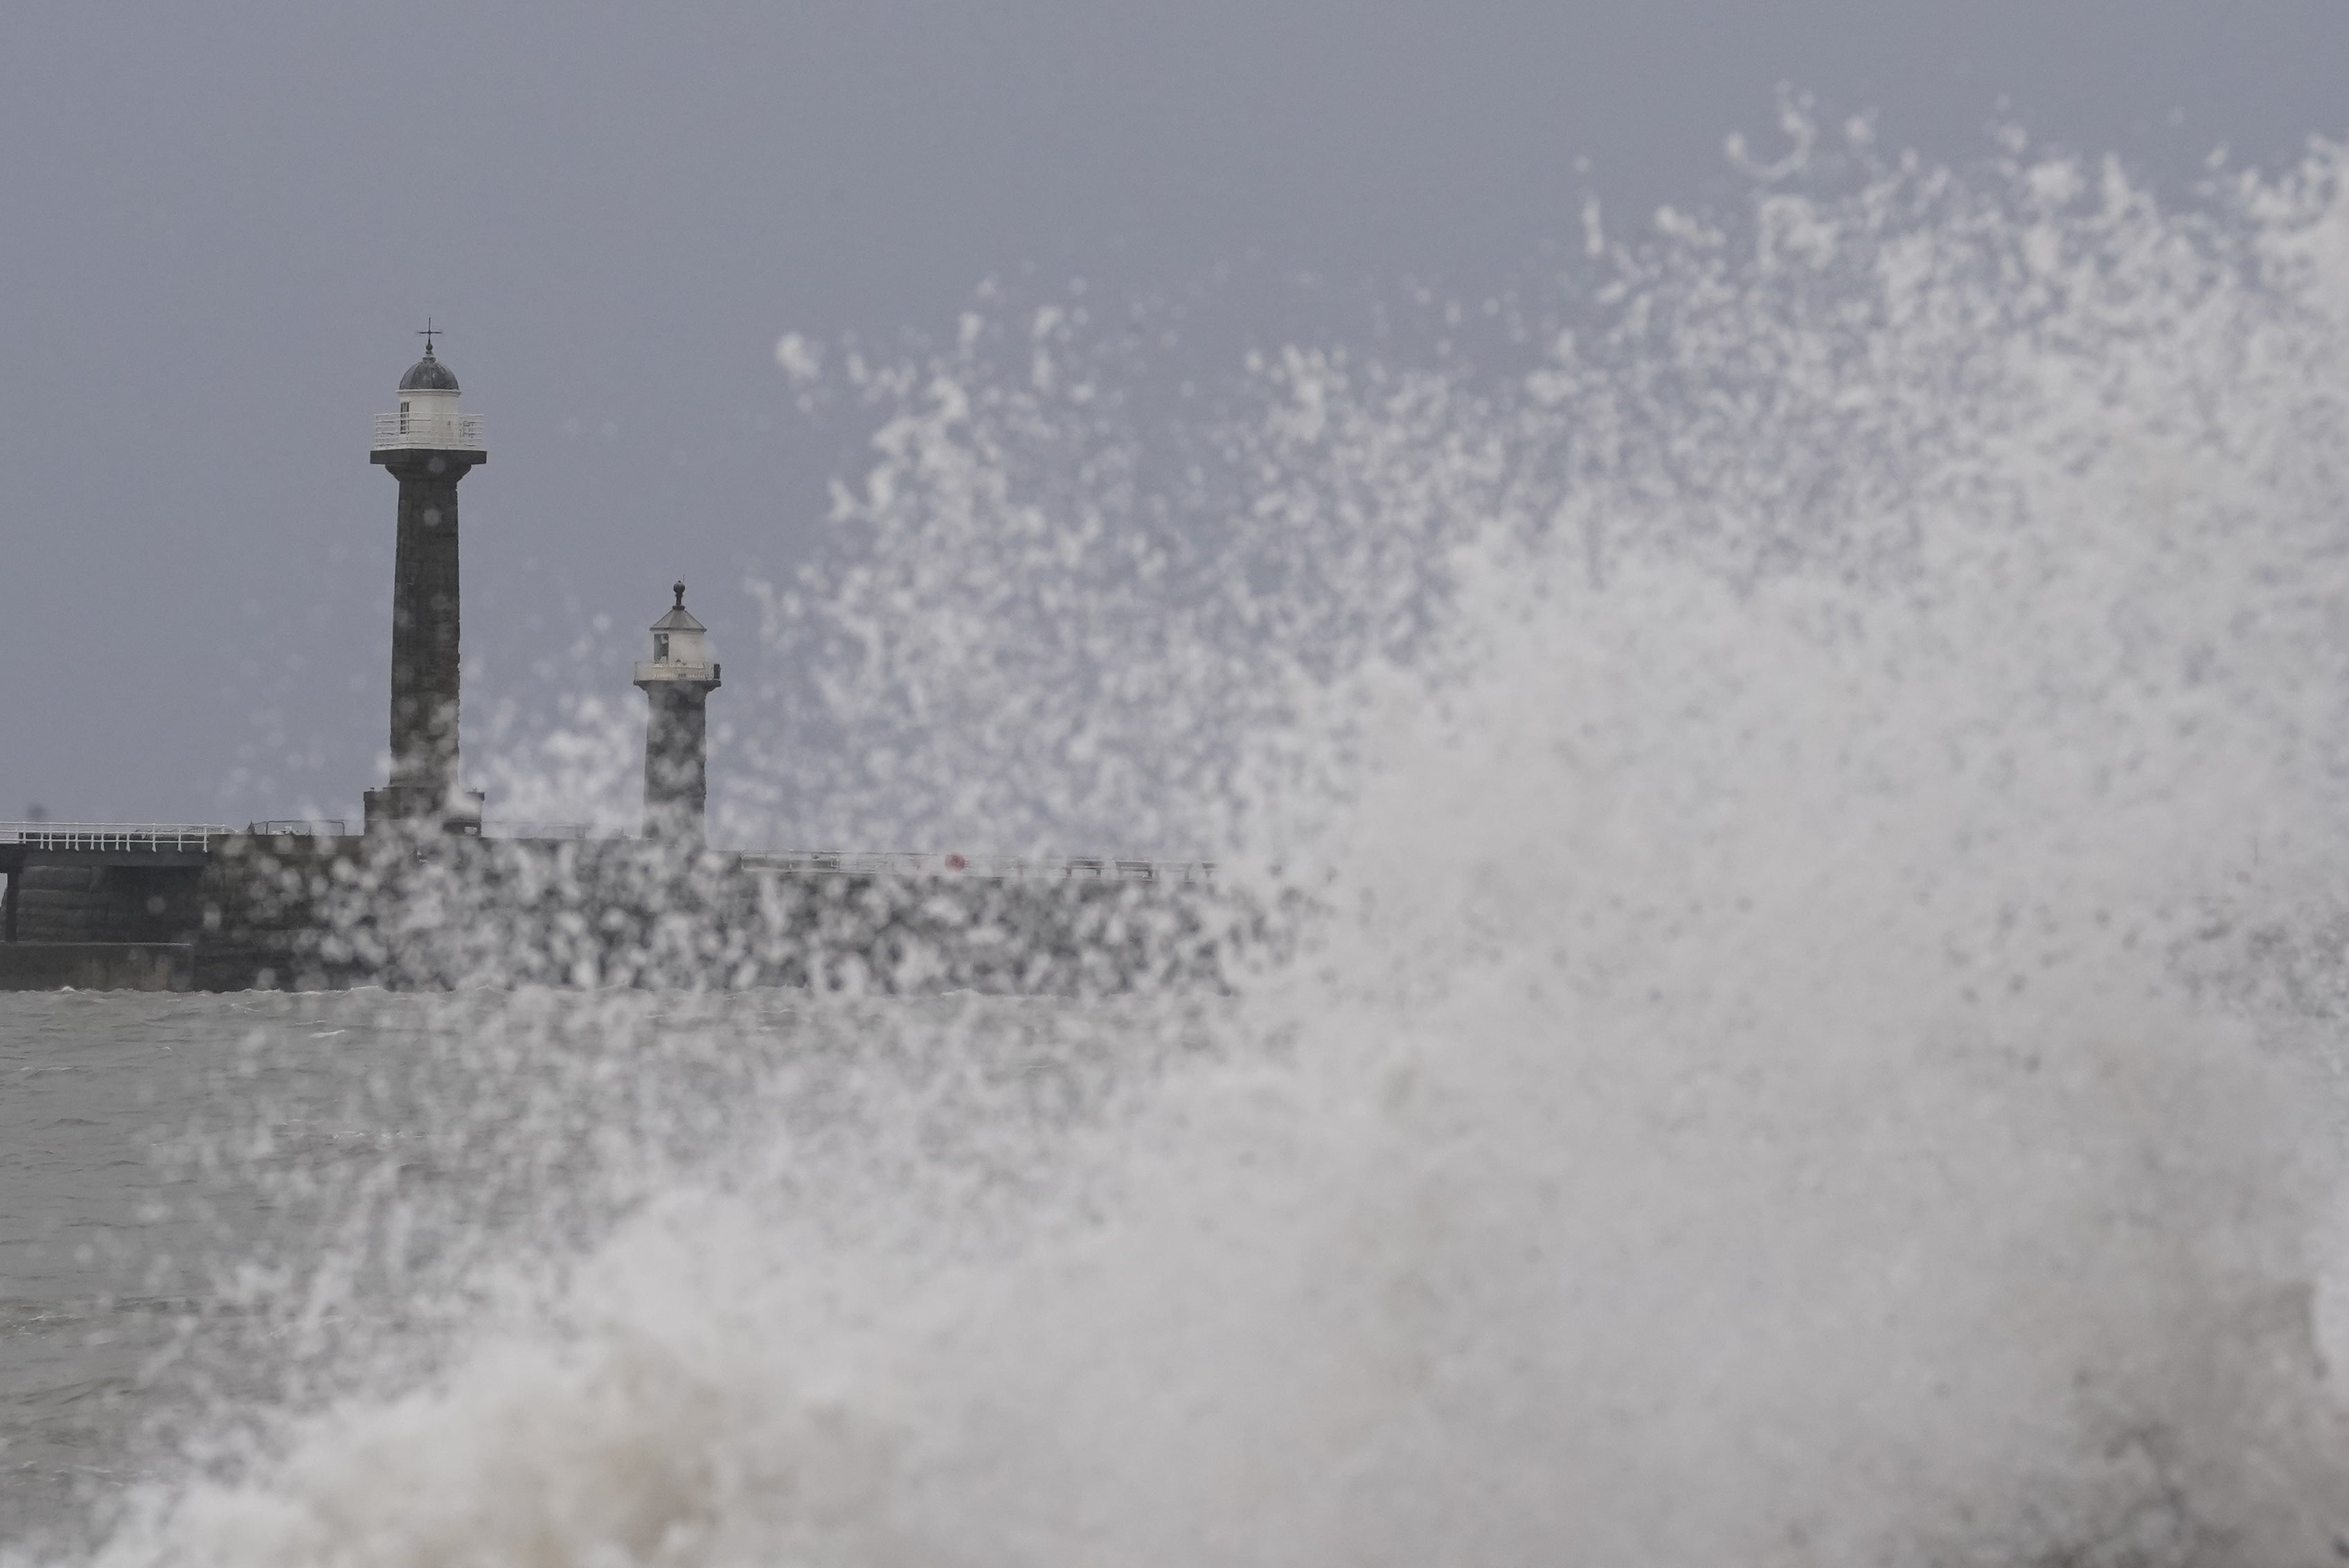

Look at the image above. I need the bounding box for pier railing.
[0,823,233,852]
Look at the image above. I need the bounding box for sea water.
[12,127,2349,1564]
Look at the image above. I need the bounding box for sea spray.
[53,130,2349,1565]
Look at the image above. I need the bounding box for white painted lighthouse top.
[373,410,484,452]
[634,581,720,686]
[372,340,485,454]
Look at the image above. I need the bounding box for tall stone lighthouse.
[364,331,487,835]
[634,582,722,844]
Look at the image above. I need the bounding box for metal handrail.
[371,412,485,452]
[0,822,233,851]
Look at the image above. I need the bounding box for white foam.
[73,135,2349,1567]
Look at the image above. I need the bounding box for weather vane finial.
[674,580,687,609]
[418,318,440,355]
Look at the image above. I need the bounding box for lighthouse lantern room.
[371,324,483,454]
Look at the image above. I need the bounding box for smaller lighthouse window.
[399,400,410,434]
[654,634,670,662]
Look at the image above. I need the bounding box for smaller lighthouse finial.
[418,318,439,355]
[674,580,686,609]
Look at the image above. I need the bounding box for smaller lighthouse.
[634,582,722,844]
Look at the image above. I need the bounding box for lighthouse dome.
[398,350,461,393]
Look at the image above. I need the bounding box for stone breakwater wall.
[8,860,207,946]
[6,835,1249,994]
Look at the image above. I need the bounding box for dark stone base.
[0,943,193,992]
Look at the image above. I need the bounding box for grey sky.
[2,1,2343,828]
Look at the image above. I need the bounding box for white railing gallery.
[370,412,485,452]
